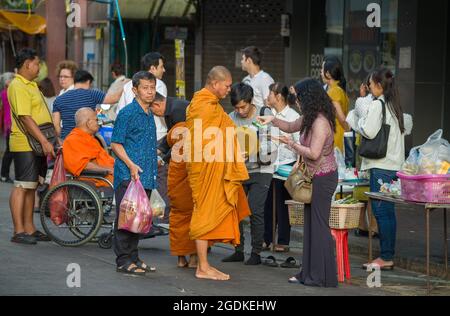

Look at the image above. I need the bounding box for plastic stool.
[331,229,351,283]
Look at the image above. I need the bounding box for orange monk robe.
[167,122,197,257]
[63,127,114,187]
[186,88,251,246]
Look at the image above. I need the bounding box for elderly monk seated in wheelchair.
[63,107,114,187]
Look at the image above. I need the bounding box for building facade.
[198,0,449,147]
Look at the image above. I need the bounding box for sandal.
[362,260,395,271]
[280,257,301,269]
[117,263,146,276]
[262,256,279,268]
[11,233,37,245]
[288,276,302,284]
[136,260,156,273]
[262,242,272,251]
[31,230,51,242]
[274,245,290,253]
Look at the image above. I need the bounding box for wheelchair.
[39,170,115,249]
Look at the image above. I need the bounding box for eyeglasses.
[58,76,73,79]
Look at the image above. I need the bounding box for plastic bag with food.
[417,130,450,174]
[118,180,153,234]
[402,129,450,175]
[150,190,166,219]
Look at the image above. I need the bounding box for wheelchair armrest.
[79,170,110,177]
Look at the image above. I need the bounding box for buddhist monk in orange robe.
[186,66,251,281]
[63,108,114,187]
[167,122,198,268]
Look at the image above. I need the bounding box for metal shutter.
[202,0,286,110]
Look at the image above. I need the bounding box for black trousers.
[297,171,338,288]
[1,133,13,179]
[113,180,152,267]
[264,178,292,246]
[236,173,273,255]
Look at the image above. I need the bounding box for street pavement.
[0,179,449,296]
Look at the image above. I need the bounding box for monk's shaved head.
[205,66,233,99]
[206,66,232,85]
[75,107,96,127]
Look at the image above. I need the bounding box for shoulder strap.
[10,91,54,136]
[378,99,386,124]
[260,106,272,117]
[300,154,325,178]
[10,106,29,136]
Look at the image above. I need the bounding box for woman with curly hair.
[258,78,338,287]
[56,60,78,95]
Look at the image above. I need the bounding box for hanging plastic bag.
[150,190,167,219]
[335,148,346,180]
[344,131,357,168]
[49,153,69,226]
[118,180,153,234]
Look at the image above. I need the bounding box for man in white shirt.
[116,52,168,141]
[101,63,130,121]
[241,46,275,109]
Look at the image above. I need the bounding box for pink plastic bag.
[49,153,69,226]
[118,180,153,234]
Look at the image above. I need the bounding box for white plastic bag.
[150,190,166,219]
[335,148,346,180]
[402,129,450,175]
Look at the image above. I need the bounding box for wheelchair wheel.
[98,232,113,249]
[40,181,103,247]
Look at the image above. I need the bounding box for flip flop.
[280,257,301,269]
[274,245,290,253]
[262,256,279,268]
[362,262,394,271]
[117,264,146,276]
[136,260,156,273]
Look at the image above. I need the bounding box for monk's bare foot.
[188,255,198,269]
[210,266,230,280]
[178,256,188,268]
[196,266,230,281]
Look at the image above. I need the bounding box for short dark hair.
[230,83,254,107]
[242,46,263,66]
[111,63,124,76]
[154,92,166,102]
[74,70,94,84]
[141,52,165,71]
[16,48,38,69]
[132,71,156,88]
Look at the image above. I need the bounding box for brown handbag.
[284,155,324,204]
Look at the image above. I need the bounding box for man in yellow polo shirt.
[8,48,55,245]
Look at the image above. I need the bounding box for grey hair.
[0,72,15,90]
[75,107,95,127]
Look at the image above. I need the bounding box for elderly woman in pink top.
[0,72,15,183]
[258,78,338,288]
